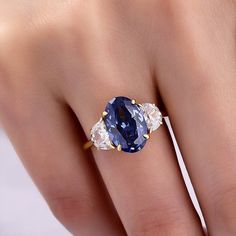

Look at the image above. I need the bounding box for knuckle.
[48,192,95,225]
[156,0,190,24]
[128,206,194,236]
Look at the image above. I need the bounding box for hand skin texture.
[0,0,236,235]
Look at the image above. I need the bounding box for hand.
[0,1,236,235]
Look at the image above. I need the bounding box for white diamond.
[91,119,113,150]
[141,103,163,132]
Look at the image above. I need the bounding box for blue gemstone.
[103,96,148,153]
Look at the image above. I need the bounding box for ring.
[84,96,163,153]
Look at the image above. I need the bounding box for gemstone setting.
[103,96,148,153]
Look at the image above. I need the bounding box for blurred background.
[0,120,205,236]
[0,128,71,236]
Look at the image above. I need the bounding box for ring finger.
[68,80,204,236]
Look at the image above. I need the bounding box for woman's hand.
[0,0,236,235]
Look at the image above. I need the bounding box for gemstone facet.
[103,96,148,153]
[141,103,163,132]
[91,119,113,150]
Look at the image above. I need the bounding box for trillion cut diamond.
[91,119,113,150]
[141,103,163,132]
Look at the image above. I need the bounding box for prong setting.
[102,111,108,118]
[117,144,122,151]
[89,97,163,153]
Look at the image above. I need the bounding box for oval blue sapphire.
[103,96,148,153]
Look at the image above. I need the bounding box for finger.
[59,2,204,232]
[0,90,125,235]
[70,90,204,235]
[154,1,236,234]
[95,123,204,236]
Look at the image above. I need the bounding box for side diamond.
[91,119,113,150]
[141,103,163,133]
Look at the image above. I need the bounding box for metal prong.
[83,140,93,150]
[102,111,108,118]
[117,144,122,151]
[131,99,136,105]
[143,134,150,139]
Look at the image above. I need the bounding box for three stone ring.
[84,96,163,153]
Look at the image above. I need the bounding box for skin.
[0,0,236,235]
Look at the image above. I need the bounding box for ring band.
[84,96,163,153]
